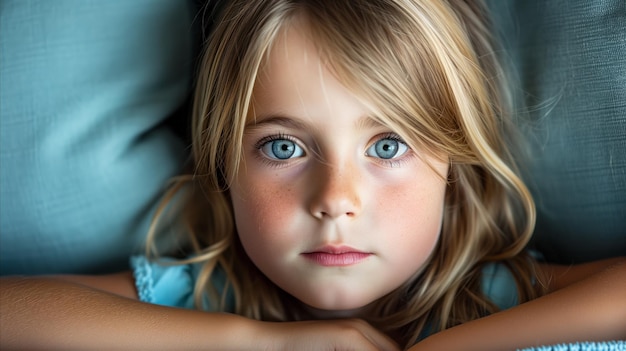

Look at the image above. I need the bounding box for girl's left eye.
[259,138,305,160]
[365,136,409,160]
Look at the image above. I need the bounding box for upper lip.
[303,245,369,254]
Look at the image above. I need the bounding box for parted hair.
[147,0,543,348]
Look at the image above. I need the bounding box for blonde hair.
[148,0,542,348]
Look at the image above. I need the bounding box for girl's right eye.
[258,137,305,160]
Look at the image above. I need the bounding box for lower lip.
[302,252,371,266]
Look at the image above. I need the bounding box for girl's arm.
[409,257,626,351]
[0,275,399,351]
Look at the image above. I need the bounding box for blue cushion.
[487,0,626,263]
[0,0,197,274]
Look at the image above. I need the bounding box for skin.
[409,258,626,350]
[0,275,399,351]
[231,19,448,317]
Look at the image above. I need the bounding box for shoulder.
[130,256,233,311]
[481,262,519,310]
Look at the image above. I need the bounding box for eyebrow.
[245,115,309,131]
[244,114,384,131]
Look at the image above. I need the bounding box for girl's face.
[229,21,448,317]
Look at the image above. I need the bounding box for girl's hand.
[258,318,400,351]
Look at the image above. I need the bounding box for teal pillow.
[488,0,626,263]
[0,0,198,274]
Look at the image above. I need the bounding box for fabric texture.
[517,341,625,351]
[480,262,519,310]
[486,0,626,264]
[131,255,233,311]
[0,0,198,274]
[131,256,200,310]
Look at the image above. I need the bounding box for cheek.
[378,178,445,229]
[230,178,300,252]
[374,171,446,264]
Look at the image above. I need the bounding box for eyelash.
[253,132,413,168]
[254,133,304,167]
[369,133,413,168]
[254,133,293,150]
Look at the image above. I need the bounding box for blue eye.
[366,136,409,159]
[260,138,304,160]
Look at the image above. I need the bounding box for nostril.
[315,211,354,219]
[317,211,328,219]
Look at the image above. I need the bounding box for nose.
[308,161,362,220]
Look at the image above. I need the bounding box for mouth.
[301,245,372,267]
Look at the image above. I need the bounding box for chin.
[298,295,375,319]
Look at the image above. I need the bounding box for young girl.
[2,0,624,350]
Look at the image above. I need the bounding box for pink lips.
[302,246,372,267]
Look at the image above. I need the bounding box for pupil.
[272,140,295,159]
[375,139,398,159]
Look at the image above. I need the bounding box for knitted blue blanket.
[518,341,625,351]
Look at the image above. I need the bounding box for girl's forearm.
[410,259,626,351]
[0,277,399,351]
[0,277,259,350]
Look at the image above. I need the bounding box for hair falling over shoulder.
[146,0,544,348]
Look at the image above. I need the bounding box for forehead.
[251,19,372,122]
[255,19,323,96]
